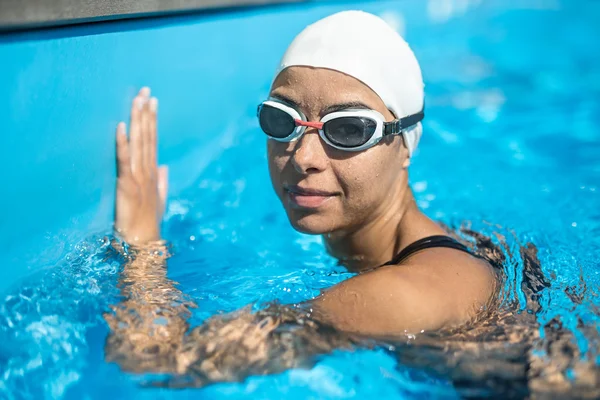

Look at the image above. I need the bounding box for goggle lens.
[323,117,377,148]
[258,104,296,139]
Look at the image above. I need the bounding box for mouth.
[284,185,338,209]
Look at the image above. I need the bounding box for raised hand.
[114,87,168,244]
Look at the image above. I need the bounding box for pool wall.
[0,0,302,31]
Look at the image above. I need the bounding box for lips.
[285,185,338,209]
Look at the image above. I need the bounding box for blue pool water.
[1,0,599,398]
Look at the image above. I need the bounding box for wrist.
[114,225,161,246]
[113,228,168,255]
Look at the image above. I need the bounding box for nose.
[290,128,329,175]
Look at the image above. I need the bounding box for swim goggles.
[257,98,424,152]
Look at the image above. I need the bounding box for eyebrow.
[322,102,372,114]
[270,94,300,108]
[270,94,372,115]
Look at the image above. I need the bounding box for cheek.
[334,148,400,210]
[267,141,289,194]
[333,161,372,212]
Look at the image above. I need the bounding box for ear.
[402,157,411,169]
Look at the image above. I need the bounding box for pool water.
[1,0,599,399]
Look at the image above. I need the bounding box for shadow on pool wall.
[0,0,425,290]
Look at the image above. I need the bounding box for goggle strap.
[383,109,425,136]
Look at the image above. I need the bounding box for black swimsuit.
[382,235,471,266]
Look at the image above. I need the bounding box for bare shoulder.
[312,249,496,336]
[391,247,497,326]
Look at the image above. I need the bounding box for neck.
[323,182,446,273]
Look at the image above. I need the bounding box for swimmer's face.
[267,66,410,235]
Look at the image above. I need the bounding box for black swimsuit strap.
[383,235,471,266]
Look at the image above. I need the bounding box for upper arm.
[310,251,496,337]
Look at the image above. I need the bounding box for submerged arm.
[104,239,358,385]
[104,242,194,374]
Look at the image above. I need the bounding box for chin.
[286,210,337,235]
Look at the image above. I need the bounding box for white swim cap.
[273,10,425,157]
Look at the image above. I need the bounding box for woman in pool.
[106,10,498,384]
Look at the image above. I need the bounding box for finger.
[149,97,158,168]
[132,87,150,172]
[139,88,152,175]
[139,86,150,98]
[145,97,158,173]
[116,122,131,178]
[129,95,145,175]
[158,165,169,214]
